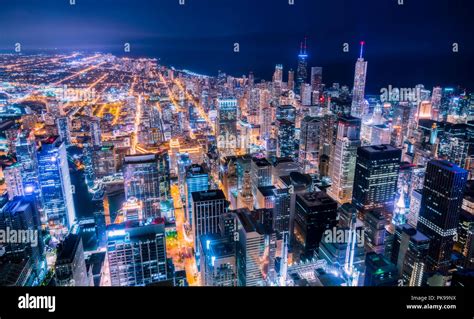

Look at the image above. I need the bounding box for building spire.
[392,190,407,226]
[359,41,365,59]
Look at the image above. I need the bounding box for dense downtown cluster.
[0,40,472,288]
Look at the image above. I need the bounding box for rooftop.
[252,157,271,167]
[191,189,226,202]
[56,234,81,264]
[123,153,158,164]
[429,159,467,174]
[258,185,276,197]
[297,191,337,209]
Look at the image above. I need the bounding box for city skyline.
[1,0,473,92]
[0,0,473,299]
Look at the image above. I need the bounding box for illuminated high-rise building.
[14,131,41,203]
[273,64,283,84]
[288,69,295,92]
[234,208,265,286]
[123,152,170,219]
[276,119,296,159]
[191,190,228,257]
[185,164,209,224]
[311,66,323,94]
[391,224,430,286]
[3,164,24,200]
[106,219,168,286]
[293,191,338,260]
[431,86,442,120]
[55,233,90,286]
[0,195,45,286]
[350,42,368,118]
[217,98,238,156]
[199,234,237,286]
[301,83,312,106]
[56,117,72,146]
[272,187,292,235]
[299,116,321,173]
[457,187,474,265]
[251,157,272,198]
[276,104,296,122]
[352,145,401,214]
[260,105,274,141]
[296,38,308,95]
[91,145,116,179]
[37,136,76,230]
[364,210,388,254]
[240,170,254,210]
[328,116,361,204]
[417,160,468,272]
[90,118,102,147]
[417,101,432,121]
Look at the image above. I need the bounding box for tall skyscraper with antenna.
[296,38,308,95]
[351,41,368,118]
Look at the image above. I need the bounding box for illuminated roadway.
[169,184,199,286]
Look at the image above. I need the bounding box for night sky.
[1,0,473,93]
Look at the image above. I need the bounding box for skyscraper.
[301,83,312,106]
[310,66,323,93]
[296,38,308,95]
[293,191,338,260]
[15,131,41,203]
[123,152,170,219]
[191,190,228,257]
[273,64,283,84]
[272,187,292,235]
[56,117,72,146]
[352,145,401,214]
[217,98,238,156]
[288,69,295,92]
[364,210,388,254]
[234,209,265,286]
[328,116,361,204]
[251,157,272,199]
[276,104,296,122]
[0,195,45,286]
[299,116,321,173]
[37,136,76,230]
[3,164,24,200]
[351,42,368,118]
[364,252,398,287]
[91,145,116,179]
[55,233,90,286]
[185,164,209,224]
[107,220,168,286]
[391,224,430,286]
[417,160,468,272]
[276,119,296,159]
[199,234,237,286]
[90,118,102,147]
